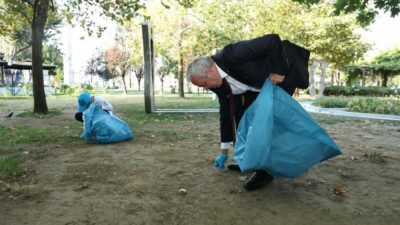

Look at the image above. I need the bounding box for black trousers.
[75,110,110,123]
[232,91,259,129]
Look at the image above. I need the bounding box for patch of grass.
[18,109,62,118]
[311,114,365,125]
[313,96,351,108]
[0,121,82,153]
[0,155,22,178]
[313,96,400,116]
[31,147,50,160]
[368,151,386,164]
[348,98,400,115]
[0,96,31,100]
[155,94,219,109]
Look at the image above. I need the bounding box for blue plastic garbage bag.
[234,80,341,178]
[81,104,133,144]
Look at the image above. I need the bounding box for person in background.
[75,92,113,123]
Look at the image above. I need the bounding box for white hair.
[186,57,214,82]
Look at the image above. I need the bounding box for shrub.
[81,83,93,92]
[305,88,319,95]
[347,98,400,115]
[22,82,33,96]
[323,85,397,97]
[313,97,351,108]
[323,86,349,96]
[56,84,79,95]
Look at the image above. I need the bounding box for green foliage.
[18,109,62,118]
[0,156,22,178]
[81,83,93,92]
[65,0,145,37]
[369,48,400,73]
[157,56,179,82]
[22,82,33,96]
[294,0,400,26]
[0,120,81,152]
[54,68,64,87]
[323,86,349,96]
[348,97,400,115]
[313,96,400,115]
[352,86,394,96]
[323,85,396,96]
[313,96,352,108]
[56,84,81,96]
[43,43,64,69]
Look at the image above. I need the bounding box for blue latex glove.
[214,154,228,170]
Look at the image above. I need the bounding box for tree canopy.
[294,0,400,26]
[370,48,400,72]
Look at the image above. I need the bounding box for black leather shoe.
[243,170,274,191]
[227,163,241,172]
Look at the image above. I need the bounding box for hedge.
[322,86,397,97]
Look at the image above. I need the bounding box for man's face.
[190,65,222,89]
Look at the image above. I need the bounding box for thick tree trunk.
[31,0,50,114]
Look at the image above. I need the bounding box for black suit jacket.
[210,34,310,143]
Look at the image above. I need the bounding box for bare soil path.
[1,99,399,225]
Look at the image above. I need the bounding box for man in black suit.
[186,34,310,191]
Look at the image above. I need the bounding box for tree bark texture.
[31,0,50,114]
[178,53,184,98]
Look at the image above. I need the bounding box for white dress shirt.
[216,65,260,149]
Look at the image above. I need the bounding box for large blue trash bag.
[81,104,133,144]
[234,80,341,178]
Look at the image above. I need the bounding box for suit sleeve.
[215,34,289,75]
[213,90,234,143]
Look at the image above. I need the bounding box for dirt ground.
[1,101,400,225]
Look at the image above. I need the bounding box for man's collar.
[215,64,227,79]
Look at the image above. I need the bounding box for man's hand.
[214,153,228,170]
[269,73,285,85]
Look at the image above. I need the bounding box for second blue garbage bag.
[234,80,341,178]
[81,104,133,144]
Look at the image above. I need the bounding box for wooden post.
[142,22,155,113]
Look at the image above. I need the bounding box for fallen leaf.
[332,187,347,196]
[206,156,215,162]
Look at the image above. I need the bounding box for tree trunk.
[122,75,127,94]
[31,0,50,114]
[178,52,184,98]
[160,80,164,94]
[137,79,141,91]
[318,62,328,97]
[0,66,4,85]
[382,73,388,87]
[309,60,318,98]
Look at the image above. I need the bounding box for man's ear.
[209,64,217,74]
